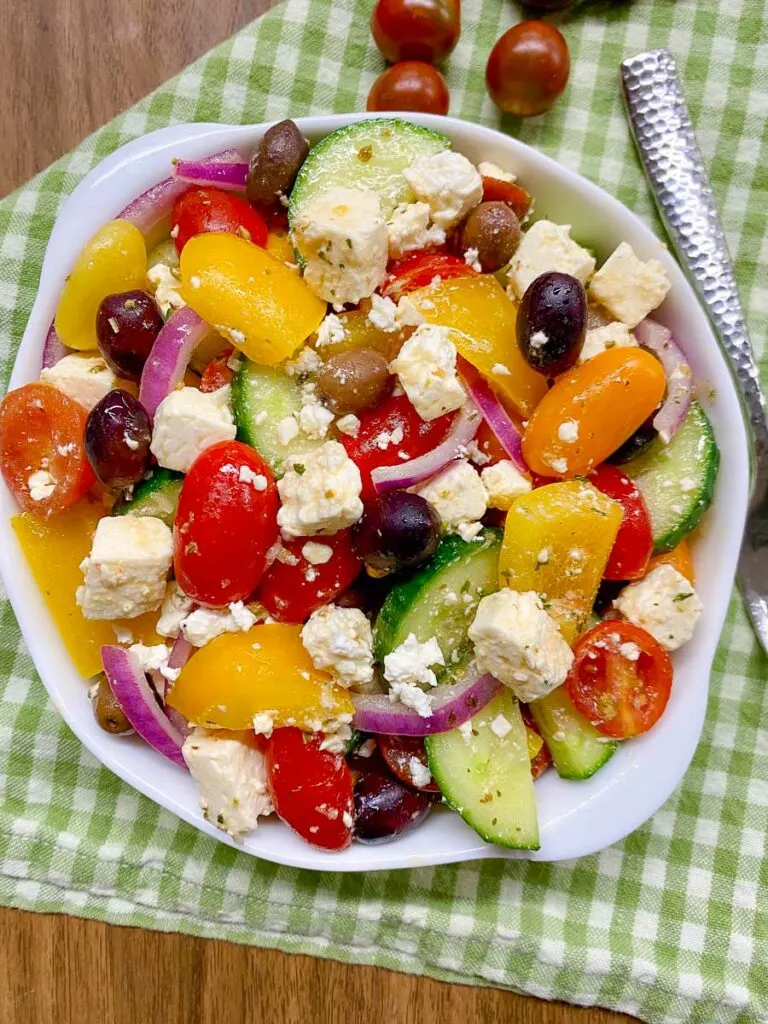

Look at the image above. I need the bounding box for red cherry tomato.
[266,727,354,850]
[486,21,570,117]
[589,464,653,581]
[174,440,278,606]
[567,621,673,739]
[371,0,460,64]
[0,383,94,518]
[171,187,268,255]
[383,251,477,297]
[520,705,552,780]
[257,530,362,623]
[378,734,440,792]
[199,350,235,393]
[340,391,456,501]
[367,62,450,116]
[481,176,533,221]
[474,420,509,467]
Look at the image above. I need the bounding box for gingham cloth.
[1,0,766,1020]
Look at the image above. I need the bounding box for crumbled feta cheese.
[457,521,484,542]
[578,321,637,363]
[300,605,374,688]
[335,413,360,437]
[386,201,446,258]
[181,601,257,648]
[112,624,134,645]
[491,362,511,376]
[367,292,399,333]
[147,263,186,318]
[182,728,272,838]
[613,565,703,651]
[415,461,487,535]
[27,469,56,501]
[318,718,354,754]
[508,220,596,300]
[374,425,404,450]
[469,589,574,703]
[384,633,444,691]
[537,548,550,564]
[396,295,426,328]
[40,353,118,411]
[292,186,388,305]
[389,323,467,421]
[548,457,569,475]
[276,415,300,446]
[238,465,268,491]
[150,386,236,473]
[277,441,363,537]
[299,401,335,440]
[618,641,641,662]
[481,460,532,509]
[458,719,474,745]
[557,419,579,443]
[252,712,277,738]
[156,581,196,638]
[477,161,516,183]
[588,242,671,328]
[464,439,491,466]
[284,345,323,376]
[301,541,334,565]
[388,681,434,718]
[490,713,513,739]
[314,313,347,349]
[464,247,482,272]
[408,756,432,789]
[529,331,548,349]
[129,642,178,683]
[77,515,172,620]
[402,151,483,230]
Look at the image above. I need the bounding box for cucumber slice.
[426,691,539,849]
[528,685,617,781]
[113,468,184,528]
[289,119,450,224]
[373,528,502,684]
[622,401,719,553]
[232,360,321,474]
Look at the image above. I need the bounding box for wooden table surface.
[1,1,636,1021]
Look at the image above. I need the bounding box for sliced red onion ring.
[457,357,529,475]
[138,306,210,420]
[351,669,502,736]
[101,645,187,767]
[174,160,249,191]
[634,318,693,444]
[41,321,68,370]
[163,634,194,737]
[371,399,481,494]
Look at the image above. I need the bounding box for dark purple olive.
[335,573,390,616]
[85,389,152,489]
[517,271,587,377]
[593,578,627,617]
[96,291,165,381]
[609,419,658,465]
[353,755,435,844]
[353,492,440,576]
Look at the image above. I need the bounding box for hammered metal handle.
[620,48,768,506]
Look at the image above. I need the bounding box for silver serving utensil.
[620,48,768,655]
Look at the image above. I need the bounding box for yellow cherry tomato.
[265,228,298,269]
[522,348,667,478]
[180,233,326,365]
[54,220,147,351]
[167,623,353,730]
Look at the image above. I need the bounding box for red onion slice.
[634,318,693,443]
[457,357,530,475]
[371,400,481,494]
[174,161,249,191]
[138,306,210,420]
[352,669,502,736]
[101,645,187,767]
[41,321,69,370]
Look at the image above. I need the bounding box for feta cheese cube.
[508,220,596,300]
[150,386,236,473]
[384,633,444,691]
[292,187,388,305]
[389,324,467,421]
[481,460,532,509]
[469,589,574,702]
[300,605,374,688]
[578,321,637,364]
[415,461,487,534]
[77,515,172,620]
[277,441,363,537]
[367,293,399,333]
[276,415,299,445]
[613,564,703,651]
[588,242,670,328]
[40,353,118,411]
[181,602,257,648]
[403,151,483,230]
[156,581,196,638]
[147,263,185,318]
[477,161,516,183]
[182,728,273,838]
[386,201,446,258]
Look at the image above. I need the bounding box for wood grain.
[0,1,636,1020]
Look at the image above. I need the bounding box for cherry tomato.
[589,465,653,581]
[481,176,533,221]
[378,734,440,792]
[474,420,509,467]
[520,705,552,780]
[174,440,278,606]
[340,391,456,501]
[383,251,476,297]
[371,0,460,64]
[648,540,694,585]
[567,621,673,739]
[367,62,450,116]
[257,530,362,623]
[266,727,354,850]
[486,21,570,118]
[0,383,94,518]
[171,187,268,255]
[199,350,235,393]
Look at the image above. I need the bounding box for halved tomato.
[481,176,533,220]
[589,464,653,581]
[171,187,268,254]
[383,251,477,297]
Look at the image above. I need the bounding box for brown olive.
[317,348,393,414]
[246,120,309,207]
[459,202,521,272]
[91,675,132,734]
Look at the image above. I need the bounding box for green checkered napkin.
[1,0,766,1019]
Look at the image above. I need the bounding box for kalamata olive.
[517,271,587,376]
[317,348,393,414]
[246,120,309,207]
[459,202,521,273]
[85,389,152,489]
[378,734,440,791]
[335,573,390,616]
[353,754,435,843]
[353,492,440,576]
[91,675,132,734]
[609,419,658,464]
[96,290,165,380]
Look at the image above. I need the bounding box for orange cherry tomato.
[648,539,694,584]
[367,61,450,115]
[522,348,666,479]
[481,176,533,221]
[486,21,570,118]
[0,383,95,518]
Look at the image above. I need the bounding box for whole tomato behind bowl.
[486,21,570,117]
[371,0,461,64]
[368,62,450,116]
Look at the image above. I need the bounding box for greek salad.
[0,118,719,852]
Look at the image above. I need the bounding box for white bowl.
[0,114,750,871]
